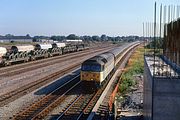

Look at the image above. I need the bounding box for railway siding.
[0,44,117,120]
[0,42,139,120]
[13,76,81,120]
[0,45,115,102]
[0,68,80,120]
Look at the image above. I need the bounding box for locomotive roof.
[109,46,126,57]
[82,41,140,66]
[83,56,104,65]
[98,52,114,62]
[109,42,140,57]
[83,52,114,65]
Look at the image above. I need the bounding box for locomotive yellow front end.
[80,71,103,83]
[80,57,104,87]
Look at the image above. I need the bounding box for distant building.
[0,36,32,43]
[36,39,54,43]
[66,39,82,42]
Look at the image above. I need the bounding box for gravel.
[0,44,116,119]
[0,68,80,120]
[117,75,144,120]
[44,95,78,120]
[0,48,111,96]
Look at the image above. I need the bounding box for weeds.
[118,47,144,95]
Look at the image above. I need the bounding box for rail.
[11,42,140,120]
[0,63,80,106]
[0,45,115,77]
[13,75,81,120]
[0,45,115,106]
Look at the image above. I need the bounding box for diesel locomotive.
[80,42,140,87]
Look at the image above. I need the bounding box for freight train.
[0,43,89,66]
[80,42,140,88]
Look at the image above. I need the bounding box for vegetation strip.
[118,46,144,95]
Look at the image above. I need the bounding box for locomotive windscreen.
[81,64,102,72]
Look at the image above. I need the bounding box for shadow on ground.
[34,69,80,95]
[117,115,143,120]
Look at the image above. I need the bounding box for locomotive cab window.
[81,64,102,72]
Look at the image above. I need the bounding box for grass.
[118,46,144,96]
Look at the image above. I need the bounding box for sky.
[0,0,179,37]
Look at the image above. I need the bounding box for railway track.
[0,45,116,106]
[0,63,80,107]
[57,43,140,120]
[0,44,115,73]
[12,66,109,120]
[13,75,82,120]
[0,45,115,77]
[0,44,117,107]
[91,44,140,120]
[57,80,109,120]
[12,43,140,120]
[58,93,95,120]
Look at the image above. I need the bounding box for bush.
[118,47,144,95]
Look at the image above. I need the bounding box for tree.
[101,34,108,41]
[83,36,93,41]
[66,34,79,40]
[115,36,121,41]
[79,36,85,41]
[50,36,66,41]
[32,38,37,42]
[135,36,139,40]
[107,36,116,41]
[5,34,14,37]
[92,35,101,41]
[26,34,31,38]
